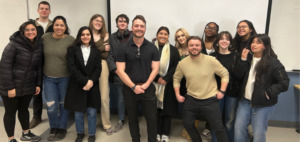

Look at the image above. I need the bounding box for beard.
[133,31,145,38]
[189,50,201,57]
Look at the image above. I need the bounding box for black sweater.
[211,52,240,98]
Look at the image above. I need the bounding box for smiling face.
[188,39,202,57]
[237,22,252,38]
[81,29,91,46]
[157,30,169,45]
[218,34,231,50]
[176,31,187,45]
[205,23,218,38]
[53,19,66,37]
[132,19,146,38]
[37,4,50,19]
[117,17,128,31]
[92,17,103,31]
[24,24,37,42]
[251,37,265,56]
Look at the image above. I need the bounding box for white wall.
[269,0,300,70]
[1,0,299,70]
[0,0,107,58]
[0,1,28,57]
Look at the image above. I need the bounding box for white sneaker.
[161,135,169,142]
[157,134,161,142]
[202,129,211,136]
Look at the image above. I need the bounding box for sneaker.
[105,127,114,136]
[9,139,18,142]
[47,128,57,141]
[113,120,125,133]
[156,134,161,142]
[55,128,67,141]
[202,129,211,137]
[75,133,85,142]
[88,135,96,142]
[20,130,41,141]
[29,117,42,129]
[161,135,169,142]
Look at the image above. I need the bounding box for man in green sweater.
[173,36,229,142]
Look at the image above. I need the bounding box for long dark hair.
[201,22,219,40]
[232,20,257,53]
[251,34,277,81]
[213,31,233,52]
[70,26,95,48]
[52,16,70,35]
[19,19,40,49]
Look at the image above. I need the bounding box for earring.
[216,43,219,46]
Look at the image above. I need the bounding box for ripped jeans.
[43,76,70,129]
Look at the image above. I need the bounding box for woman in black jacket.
[64,26,102,142]
[234,34,290,142]
[153,26,180,142]
[0,20,42,142]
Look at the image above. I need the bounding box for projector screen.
[110,0,269,45]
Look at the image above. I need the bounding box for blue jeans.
[74,107,97,136]
[234,98,275,142]
[43,76,69,129]
[212,96,239,142]
[116,84,126,121]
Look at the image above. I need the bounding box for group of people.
[0,1,290,142]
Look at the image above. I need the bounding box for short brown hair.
[38,1,50,9]
[187,36,203,45]
[132,15,146,24]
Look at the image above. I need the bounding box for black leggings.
[1,95,33,137]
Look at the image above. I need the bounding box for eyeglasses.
[237,25,248,29]
[24,28,36,32]
[135,48,140,59]
[205,26,217,31]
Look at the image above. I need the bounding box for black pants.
[1,95,33,137]
[123,84,157,142]
[32,88,43,118]
[182,95,228,142]
[157,109,171,136]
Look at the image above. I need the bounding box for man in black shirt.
[116,15,160,142]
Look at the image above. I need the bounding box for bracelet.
[131,84,136,91]
[219,90,226,94]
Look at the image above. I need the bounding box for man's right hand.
[133,85,145,94]
[176,94,185,102]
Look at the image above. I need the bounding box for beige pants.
[99,60,111,129]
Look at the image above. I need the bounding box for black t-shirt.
[116,38,160,83]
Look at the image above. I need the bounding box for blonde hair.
[175,28,190,56]
[89,14,107,39]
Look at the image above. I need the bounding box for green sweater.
[42,33,75,77]
[173,53,229,99]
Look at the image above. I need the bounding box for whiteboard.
[269,0,300,71]
[110,0,269,46]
